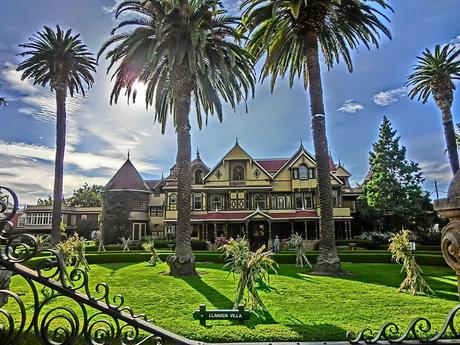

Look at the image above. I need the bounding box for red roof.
[256,159,289,173]
[270,210,317,219]
[329,156,336,172]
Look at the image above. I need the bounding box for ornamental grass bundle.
[287,233,312,268]
[388,230,434,296]
[220,238,277,310]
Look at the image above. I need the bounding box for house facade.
[15,141,363,246]
[159,141,361,249]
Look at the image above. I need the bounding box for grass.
[6,262,459,343]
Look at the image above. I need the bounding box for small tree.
[142,239,162,266]
[288,233,312,268]
[388,230,434,296]
[220,238,277,310]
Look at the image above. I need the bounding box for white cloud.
[419,160,452,184]
[372,87,409,106]
[102,0,125,14]
[0,141,159,173]
[337,99,364,114]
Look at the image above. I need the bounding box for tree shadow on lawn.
[178,274,234,309]
[319,263,459,301]
[284,323,348,342]
[97,262,140,272]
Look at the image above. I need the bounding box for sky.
[0,0,459,205]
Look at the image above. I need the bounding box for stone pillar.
[434,174,460,300]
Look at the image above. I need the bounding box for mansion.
[103,141,362,246]
[16,141,363,246]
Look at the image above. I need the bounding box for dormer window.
[299,165,308,179]
[194,169,204,184]
[232,165,244,180]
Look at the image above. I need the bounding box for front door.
[248,221,268,251]
[132,223,147,241]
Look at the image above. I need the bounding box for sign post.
[192,304,250,326]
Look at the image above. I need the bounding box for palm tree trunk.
[51,86,67,245]
[305,30,342,275]
[440,106,459,175]
[167,66,197,276]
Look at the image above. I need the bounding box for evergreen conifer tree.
[362,117,429,231]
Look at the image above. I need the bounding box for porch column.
[304,220,308,240]
[213,223,217,239]
[245,222,248,237]
[224,223,228,237]
[268,221,272,249]
[315,221,319,239]
[290,221,294,236]
[204,224,208,241]
[347,221,352,239]
[164,225,168,239]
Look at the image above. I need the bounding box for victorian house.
[17,141,362,246]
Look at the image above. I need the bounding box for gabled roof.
[255,159,289,175]
[203,140,273,181]
[105,158,150,192]
[273,145,343,184]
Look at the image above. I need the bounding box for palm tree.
[241,0,392,275]
[17,26,96,244]
[98,0,255,276]
[406,44,460,175]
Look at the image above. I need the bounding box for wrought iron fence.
[1,185,460,344]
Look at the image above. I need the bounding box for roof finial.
[338,158,342,166]
[235,135,239,145]
[196,147,200,159]
[127,150,130,160]
[161,172,164,180]
[300,137,303,147]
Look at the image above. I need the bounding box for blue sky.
[0,0,459,204]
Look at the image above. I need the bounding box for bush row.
[78,252,446,266]
[85,239,207,252]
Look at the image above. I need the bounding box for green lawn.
[7,262,459,343]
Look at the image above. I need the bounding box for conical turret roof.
[105,158,150,192]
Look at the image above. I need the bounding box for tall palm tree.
[241,0,392,274]
[406,44,460,175]
[98,0,255,276]
[17,26,96,244]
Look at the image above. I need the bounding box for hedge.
[85,239,208,252]
[23,251,448,268]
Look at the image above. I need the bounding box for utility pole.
[434,181,439,199]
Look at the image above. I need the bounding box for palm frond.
[17,25,96,97]
[241,0,392,90]
[99,0,255,130]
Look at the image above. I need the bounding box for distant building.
[16,206,101,234]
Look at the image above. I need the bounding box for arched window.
[299,165,308,179]
[194,169,203,184]
[232,165,244,180]
[169,194,177,210]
